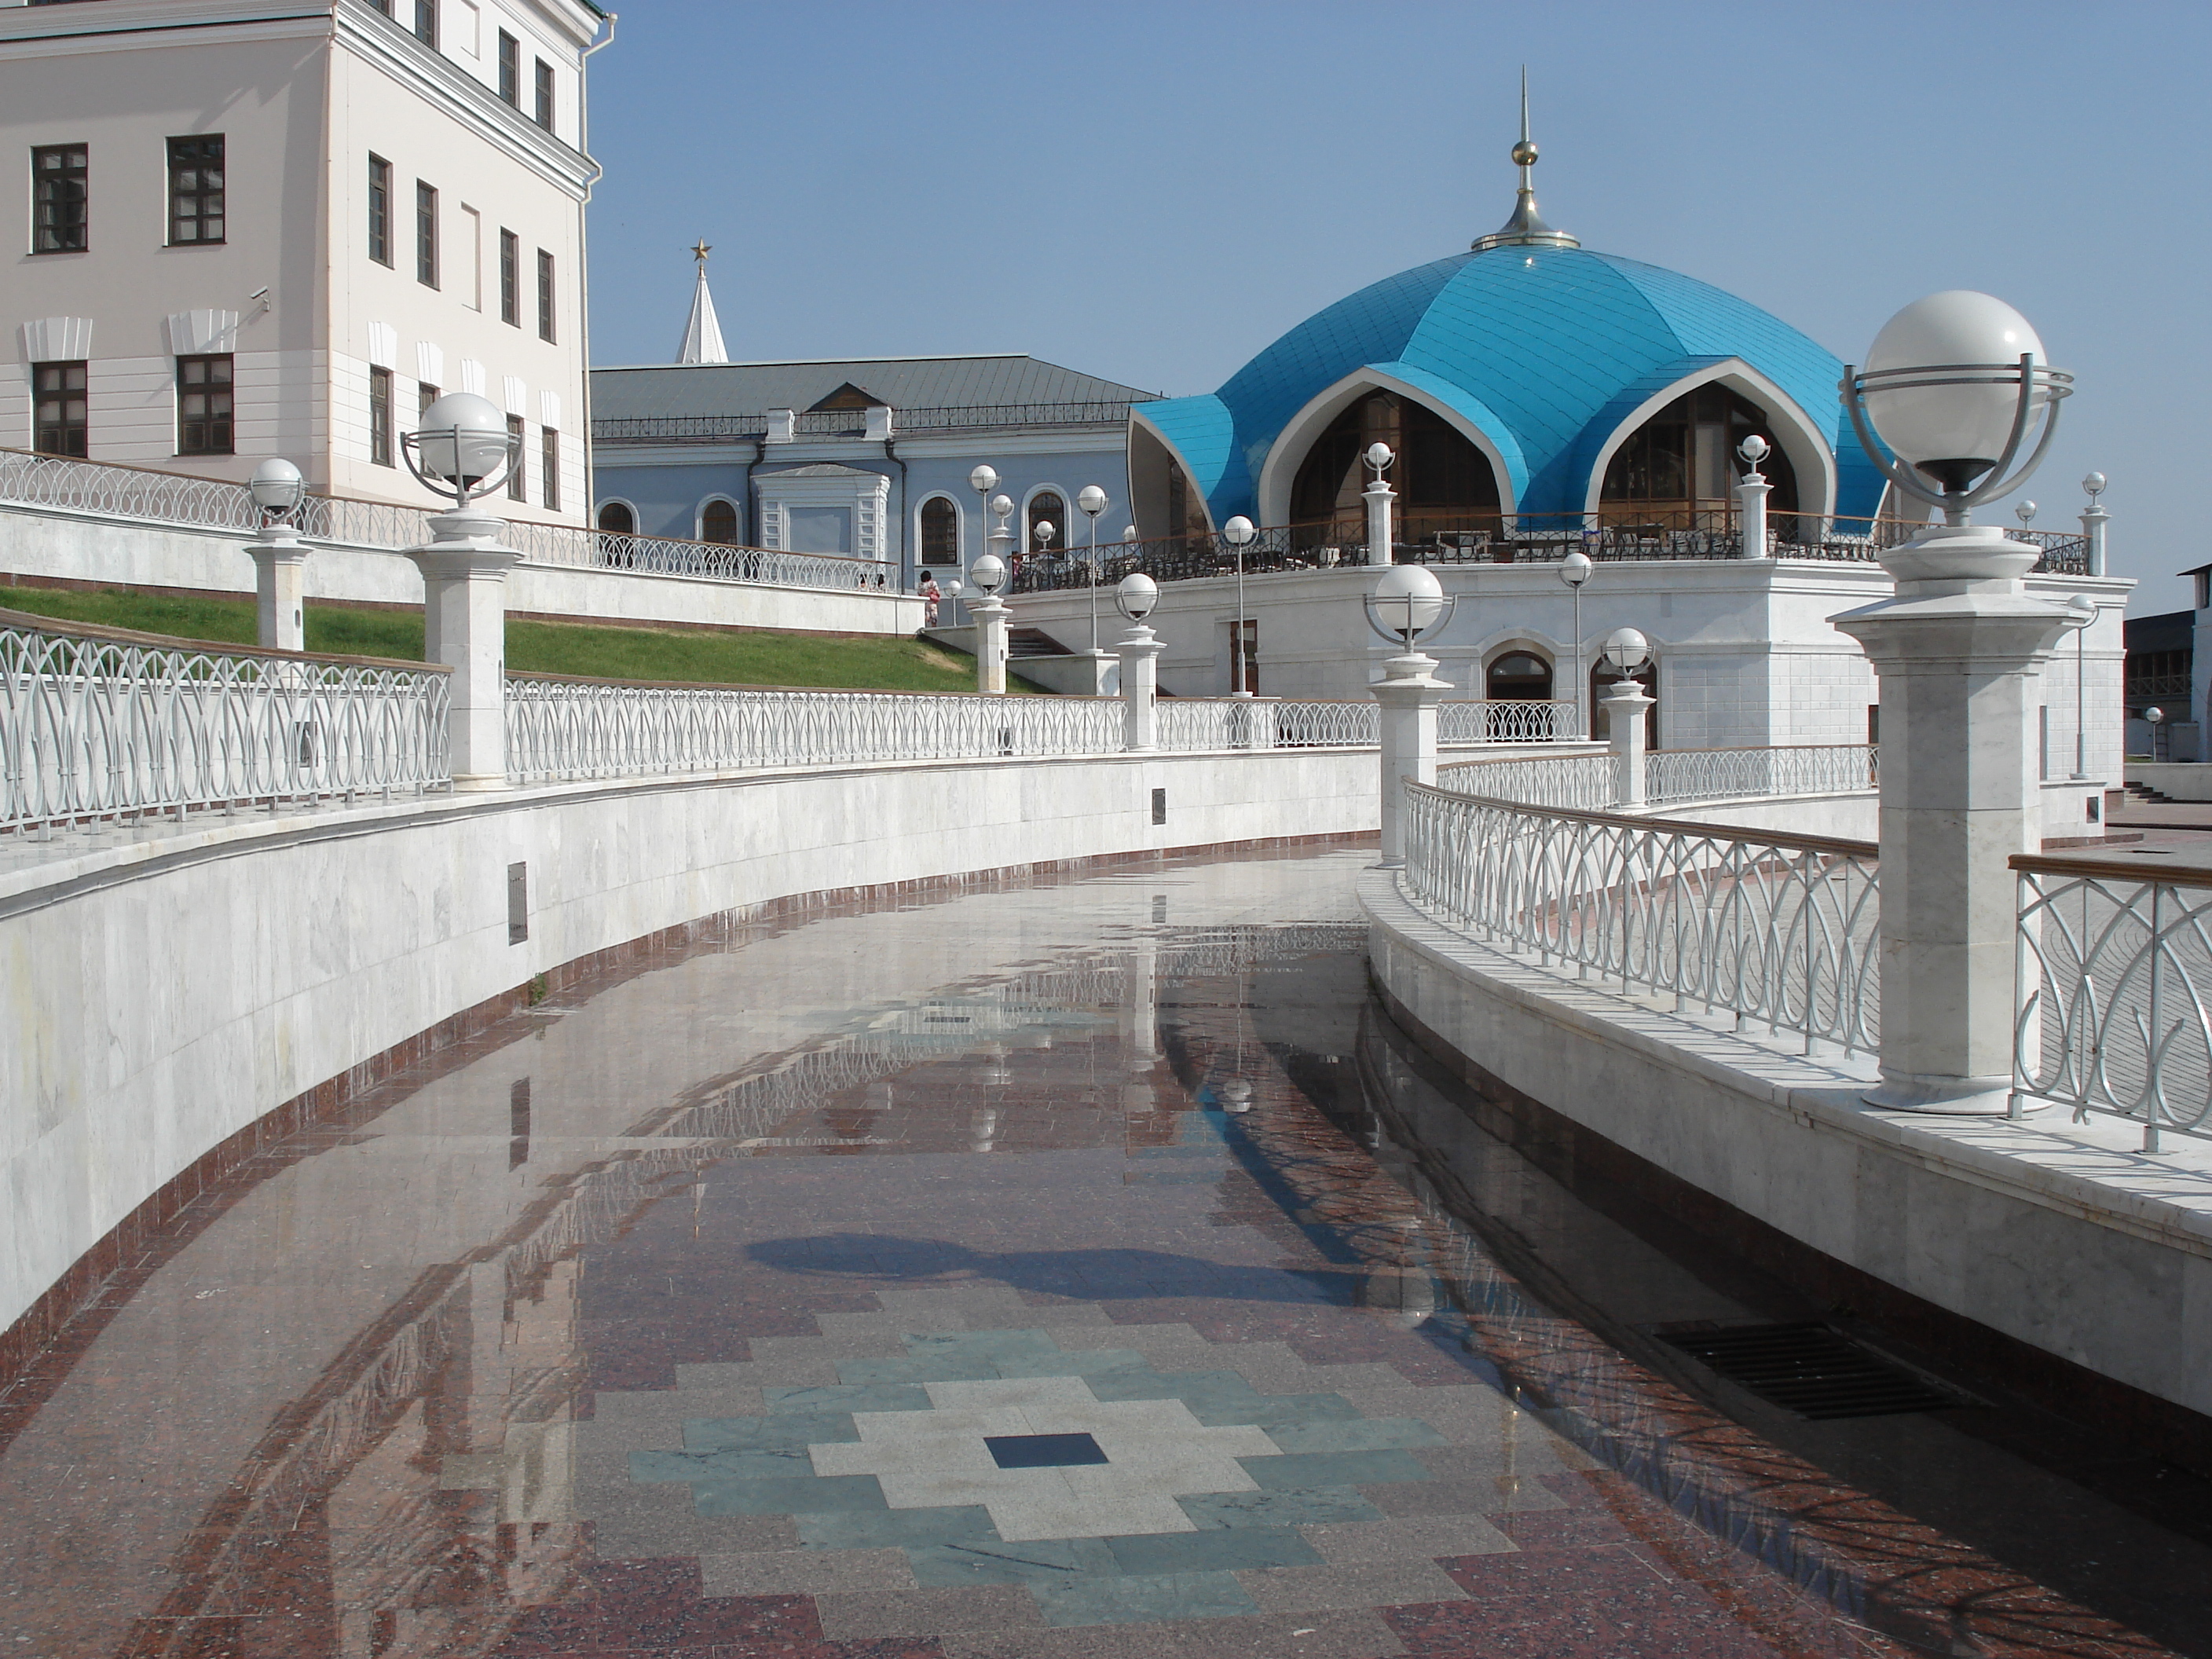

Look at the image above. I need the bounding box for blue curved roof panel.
[1142,244,1888,525]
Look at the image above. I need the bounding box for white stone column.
[970,594,1010,694]
[1833,526,2069,1114]
[2081,500,2108,577]
[1372,650,1449,867]
[1118,624,1162,751]
[247,525,309,652]
[407,505,522,791]
[1363,475,1395,568]
[1605,679,1654,808]
[1738,471,1771,560]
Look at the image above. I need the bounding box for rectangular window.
[31,144,88,253]
[167,134,225,245]
[32,361,88,457]
[533,59,554,131]
[540,427,560,510]
[2038,705,2050,782]
[536,248,555,342]
[506,414,526,501]
[418,381,439,419]
[415,181,438,287]
[177,355,234,456]
[367,154,391,266]
[496,31,518,104]
[460,203,482,309]
[499,229,518,324]
[412,0,437,47]
[368,366,394,467]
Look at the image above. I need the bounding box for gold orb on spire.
[1511,140,1538,167]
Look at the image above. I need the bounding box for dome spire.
[1472,68,1578,254]
[676,240,730,364]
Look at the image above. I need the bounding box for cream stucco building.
[0,0,607,529]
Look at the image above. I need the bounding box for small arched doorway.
[1485,650,1555,701]
[920,496,959,565]
[700,500,738,544]
[1290,390,1501,549]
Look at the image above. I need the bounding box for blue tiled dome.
[1138,246,1886,524]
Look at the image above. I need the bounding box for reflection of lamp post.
[1558,550,1591,738]
[1832,289,2075,1115]
[1224,515,1256,696]
[1366,562,1455,868]
[1115,572,1162,752]
[1078,484,1109,654]
[2062,594,2096,781]
[247,456,308,650]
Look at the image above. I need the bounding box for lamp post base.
[1861,1071,2026,1116]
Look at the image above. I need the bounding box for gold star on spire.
[691,240,712,265]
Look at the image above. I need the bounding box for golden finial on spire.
[691,240,712,265]
[1472,66,1578,254]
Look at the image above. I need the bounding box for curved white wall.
[0,748,1379,1339]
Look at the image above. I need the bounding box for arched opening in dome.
[1599,386,1796,531]
[1289,391,1501,548]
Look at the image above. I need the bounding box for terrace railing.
[591,401,1151,445]
[1646,744,1877,806]
[1438,751,1616,811]
[1404,749,1882,1053]
[2,610,450,835]
[1006,511,2089,594]
[2012,855,2212,1147]
[0,447,893,597]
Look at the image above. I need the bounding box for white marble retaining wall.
[1361,867,2212,1423]
[0,747,1375,1339]
[0,502,925,635]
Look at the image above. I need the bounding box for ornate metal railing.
[1007,511,2089,594]
[1403,780,1881,1054]
[1440,700,1582,745]
[591,401,1152,445]
[2,612,450,834]
[1647,745,1877,806]
[2012,855,2212,1147]
[1439,751,1617,811]
[0,446,895,596]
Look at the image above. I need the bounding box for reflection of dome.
[1132,244,1887,533]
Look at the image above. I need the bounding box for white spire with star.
[676,240,729,364]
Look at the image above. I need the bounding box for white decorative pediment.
[416,339,444,387]
[539,390,562,430]
[364,320,397,368]
[19,316,93,362]
[458,358,486,396]
[502,375,528,417]
[755,463,892,560]
[166,309,241,355]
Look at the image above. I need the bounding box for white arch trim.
[911,491,965,565]
[693,494,742,543]
[594,495,641,533]
[1255,366,1522,529]
[1577,358,1837,520]
[1019,482,1074,555]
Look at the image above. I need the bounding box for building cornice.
[334,2,599,198]
[0,2,331,57]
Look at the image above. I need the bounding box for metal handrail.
[2,610,451,834]
[1402,777,1881,1053]
[591,400,1155,445]
[2011,851,2212,1147]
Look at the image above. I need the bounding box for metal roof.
[590,354,1159,420]
[1140,245,1886,524]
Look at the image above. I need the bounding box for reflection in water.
[0,856,2189,1659]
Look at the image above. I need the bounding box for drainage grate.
[1657,1323,1969,1420]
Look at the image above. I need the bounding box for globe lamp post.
[247,456,309,651]
[1598,628,1654,808]
[1362,442,1396,569]
[1115,572,1163,752]
[967,545,1010,695]
[1558,550,1591,738]
[1831,291,2077,1115]
[1736,434,1771,560]
[1078,484,1110,654]
[1223,515,1256,695]
[1364,562,1455,869]
[2080,471,2109,577]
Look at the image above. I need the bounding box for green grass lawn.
[0,584,1039,692]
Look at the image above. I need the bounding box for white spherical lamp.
[248,456,305,518]
[1602,627,1650,673]
[1374,562,1445,641]
[969,552,1006,595]
[1116,572,1159,622]
[1223,515,1255,548]
[1558,550,1591,589]
[1861,291,2048,491]
[412,392,511,493]
[969,464,998,495]
[1077,485,1108,518]
[1364,442,1395,474]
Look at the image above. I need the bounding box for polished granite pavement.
[0,849,2196,1657]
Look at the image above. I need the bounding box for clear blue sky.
[583,1,2209,613]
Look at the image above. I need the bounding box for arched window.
[1026,492,1067,558]
[1291,390,1500,548]
[1600,385,1797,530]
[1485,650,1554,701]
[596,500,634,535]
[920,496,959,565]
[700,499,738,544]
